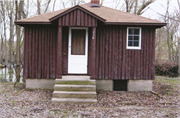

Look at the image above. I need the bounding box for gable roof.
[15,2,166,26]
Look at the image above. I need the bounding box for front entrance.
[68,27,88,74]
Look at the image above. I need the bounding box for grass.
[56,81,95,85]
[156,77,180,89]
[12,100,17,106]
[155,77,180,96]
[8,70,14,73]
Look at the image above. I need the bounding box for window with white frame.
[127,27,141,49]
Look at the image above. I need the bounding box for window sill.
[126,47,141,50]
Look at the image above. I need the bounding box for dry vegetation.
[155,59,179,77]
[0,77,180,118]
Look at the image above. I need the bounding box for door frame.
[68,27,88,74]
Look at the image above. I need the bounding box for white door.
[68,27,88,74]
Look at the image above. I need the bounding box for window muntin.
[127,27,141,49]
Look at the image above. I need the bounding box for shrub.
[155,59,179,77]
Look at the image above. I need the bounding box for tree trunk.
[52,0,56,11]
[9,14,14,65]
[167,29,171,60]
[177,0,180,76]
[15,0,24,85]
[178,40,180,76]
[37,0,41,15]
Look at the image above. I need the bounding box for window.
[127,27,141,49]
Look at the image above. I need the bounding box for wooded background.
[0,0,180,80]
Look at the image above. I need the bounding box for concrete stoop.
[52,76,97,103]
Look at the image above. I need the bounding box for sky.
[100,0,179,21]
[142,0,179,20]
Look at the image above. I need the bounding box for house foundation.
[96,80,113,91]
[96,80,153,91]
[26,79,153,91]
[26,79,55,89]
[127,80,153,91]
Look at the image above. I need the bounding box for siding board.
[118,27,122,79]
[32,27,35,78]
[146,28,149,79]
[66,14,69,26]
[28,27,32,78]
[122,27,126,79]
[112,28,115,79]
[140,28,144,79]
[99,28,103,79]
[73,10,77,26]
[95,28,100,78]
[143,28,147,80]
[56,26,62,78]
[58,9,97,27]
[101,28,105,79]
[35,27,39,78]
[39,27,42,78]
[152,28,156,80]
[149,27,153,80]
[50,27,53,78]
[108,27,112,79]
[42,27,45,78]
[104,28,108,79]
[77,9,80,26]
[115,27,119,79]
[23,28,28,78]
[81,11,84,26]
[52,27,56,78]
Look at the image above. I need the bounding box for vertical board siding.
[58,9,97,27]
[95,26,156,80]
[62,27,69,75]
[23,25,57,79]
[23,28,28,78]
[23,25,156,80]
[28,27,32,78]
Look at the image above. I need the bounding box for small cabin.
[16,0,165,103]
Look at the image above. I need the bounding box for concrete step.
[52,77,97,103]
[55,79,96,85]
[62,76,90,80]
[52,98,97,103]
[53,91,97,99]
[54,85,96,91]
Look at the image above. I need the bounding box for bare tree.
[176,0,180,75]
[68,0,85,6]
[155,0,180,62]
[37,0,41,15]
[44,0,51,13]
[0,1,8,65]
[6,1,15,65]
[124,0,155,15]
[52,0,56,11]
[155,27,167,59]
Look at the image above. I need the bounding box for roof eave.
[105,22,167,27]
[49,5,106,23]
[15,21,51,26]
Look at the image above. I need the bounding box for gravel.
[0,78,180,118]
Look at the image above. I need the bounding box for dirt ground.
[0,77,180,118]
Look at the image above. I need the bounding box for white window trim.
[126,27,142,50]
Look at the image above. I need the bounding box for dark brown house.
[16,0,166,103]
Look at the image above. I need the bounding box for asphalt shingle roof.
[16,2,165,25]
